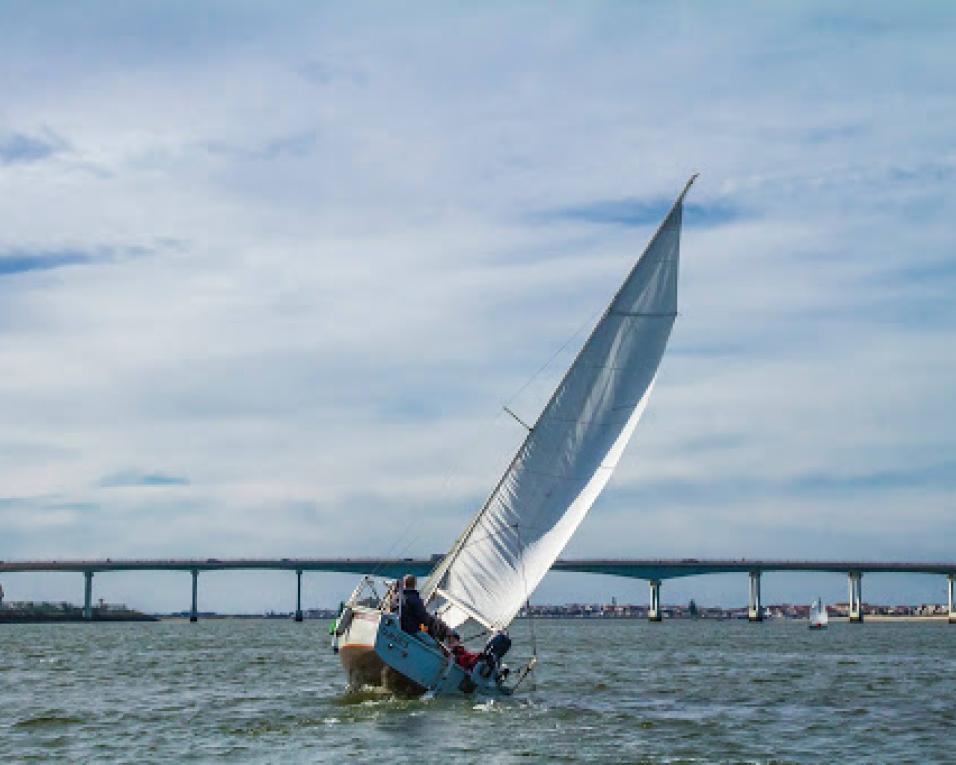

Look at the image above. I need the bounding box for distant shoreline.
[850,614,949,622]
[0,612,158,624]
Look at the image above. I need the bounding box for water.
[3,618,954,763]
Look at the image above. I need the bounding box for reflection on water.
[3,618,954,762]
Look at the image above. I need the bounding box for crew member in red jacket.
[447,632,480,670]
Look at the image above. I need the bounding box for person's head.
[402,574,417,590]
[448,632,461,647]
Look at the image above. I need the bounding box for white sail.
[809,598,828,627]
[425,177,696,630]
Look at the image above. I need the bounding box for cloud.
[0,249,93,276]
[99,471,191,488]
[202,129,319,162]
[297,59,368,88]
[610,461,956,508]
[0,131,66,165]
[0,1,954,612]
[534,198,745,228]
[0,246,155,278]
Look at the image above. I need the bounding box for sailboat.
[332,175,697,697]
[808,598,829,630]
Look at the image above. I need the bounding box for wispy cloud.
[533,198,746,228]
[0,245,157,278]
[99,471,190,488]
[0,249,93,276]
[0,131,67,165]
[203,129,319,162]
[297,59,368,88]
[0,1,954,611]
[613,461,956,508]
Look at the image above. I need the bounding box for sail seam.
[569,362,672,371]
[537,415,638,425]
[511,465,615,483]
[455,520,520,551]
[609,311,677,317]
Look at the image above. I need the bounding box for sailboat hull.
[336,606,428,695]
[334,605,507,697]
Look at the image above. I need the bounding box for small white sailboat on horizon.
[809,598,829,630]
[332,175,697,697]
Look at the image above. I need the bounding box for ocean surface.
[3,617,954,763]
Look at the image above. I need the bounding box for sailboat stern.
[373,614,468,696]
[334,605,388,689]
[332,602,463,696]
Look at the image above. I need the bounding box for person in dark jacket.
[399,574,451,641]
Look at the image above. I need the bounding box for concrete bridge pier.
[295,569,303,622]
[648,579,662,621]
[748,571,763,622]
[190,569,198,623]
[948,575,954,624]
[848,571,863,623]
[83,571,93,620]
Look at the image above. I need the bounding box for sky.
[1,2,955,613]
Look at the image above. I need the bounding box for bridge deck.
[2,558,954,579]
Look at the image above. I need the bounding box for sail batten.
[425,178,695,630]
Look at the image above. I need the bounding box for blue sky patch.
[0,132,65,164]
[536,198,744,228]
[0,249,94,276]
[0,245,159,278]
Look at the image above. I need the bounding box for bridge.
[2,557,954,624]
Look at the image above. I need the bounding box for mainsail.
[425,176,696,630]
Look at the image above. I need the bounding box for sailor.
[447,632,480,670]
[399,574,451,641]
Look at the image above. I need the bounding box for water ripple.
[2,619,954,762]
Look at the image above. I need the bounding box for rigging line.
[514,523,538,693]
[608,310,678,317]
[427,309,609,594]
[371,409,514,581]
[502,177,691,422]
[391,400,526,581]
[428,293,605,581]
[503,406,533,432]
[427,309,607,592]
[365,505,425,580]
[507,173,699,430]
[502,307,604,409]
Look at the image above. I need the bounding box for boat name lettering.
[381,627,410,649]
